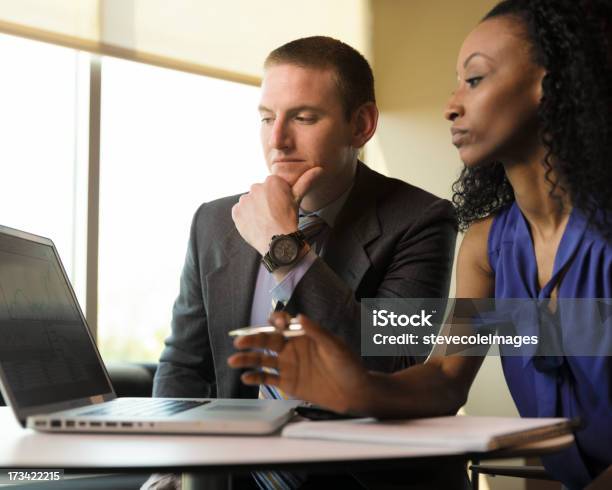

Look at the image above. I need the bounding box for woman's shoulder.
[463,215,495,247]
[456,216,495,297]
[462,204,515,260]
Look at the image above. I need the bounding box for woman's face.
[445,16,546,167]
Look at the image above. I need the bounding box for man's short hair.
[264,36,375,120]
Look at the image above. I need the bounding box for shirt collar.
[299,182,354,228]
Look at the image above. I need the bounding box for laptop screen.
[0,229,112,410]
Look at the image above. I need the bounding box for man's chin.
[270,162,314,186]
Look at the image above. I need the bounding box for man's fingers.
[233,332,285,353]
[227,351,279,371]
[240,370,280,386]
[291,166,324,203]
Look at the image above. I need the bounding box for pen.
[228,319,304,338]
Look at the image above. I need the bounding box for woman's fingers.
[227,350,279,370]
[240,370,281,386]
[269,311,292,330]
[233,331,285,353]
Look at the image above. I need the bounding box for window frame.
[85,56,102,340]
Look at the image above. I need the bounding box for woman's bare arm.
[229,219,495,419]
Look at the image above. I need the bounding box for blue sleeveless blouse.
[488,202,612,489]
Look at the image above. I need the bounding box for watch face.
[271,236,300,265]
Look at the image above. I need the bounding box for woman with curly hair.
[229,0,612,487]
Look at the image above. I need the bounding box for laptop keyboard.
[79,399,209,418]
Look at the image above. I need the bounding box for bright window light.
[98,57,265,362]
[0,33,88,307]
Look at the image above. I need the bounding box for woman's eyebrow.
[463,51,495,68]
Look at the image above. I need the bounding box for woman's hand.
[227,312,370,414]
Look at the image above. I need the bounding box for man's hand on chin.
[231,166,323,255]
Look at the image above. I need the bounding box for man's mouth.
[272,158,306,164]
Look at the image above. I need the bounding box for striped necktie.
[254,214,328,489]
[297,213,328,254]
[267,213,327,313]
[260,213,328,400]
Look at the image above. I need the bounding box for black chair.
[106,362,158,397]
[471,462,612,489]
[470,459,557,490]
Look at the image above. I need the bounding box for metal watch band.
[261,252,277,272]
[261,230,306,273]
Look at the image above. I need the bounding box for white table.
[0,408,468,470]
[0,407,575,489]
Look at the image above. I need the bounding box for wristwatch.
[262,230,306,272]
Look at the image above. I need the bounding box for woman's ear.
[534,67,546,104]
[351,102,378,148]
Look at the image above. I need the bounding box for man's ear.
[350,102,378,148]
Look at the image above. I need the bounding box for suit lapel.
[206,162,380,395]
[206,227,260,397]
[322,162,381,291]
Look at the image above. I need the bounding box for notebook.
[282,416,573,452]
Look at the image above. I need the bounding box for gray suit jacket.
[153,162,457,399]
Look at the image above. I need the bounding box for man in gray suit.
[153,36,457,401]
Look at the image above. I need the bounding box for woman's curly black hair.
[451,0,612,239]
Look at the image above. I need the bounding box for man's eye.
[261,117,274,124]
[295,116,317,124]
[466,76,483,88]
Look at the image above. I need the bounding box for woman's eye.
[466,76,483,88]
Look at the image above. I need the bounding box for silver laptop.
[0,225,298,434]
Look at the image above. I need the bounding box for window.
[1,34,264,363]
[0,33,88,307]
[98,57,264,362]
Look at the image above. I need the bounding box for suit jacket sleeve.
[286,198,457,372]
[153,208,216,398]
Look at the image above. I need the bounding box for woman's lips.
[450,128,469,147]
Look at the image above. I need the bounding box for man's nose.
[269,119,292,150]
[444,91,464,122]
